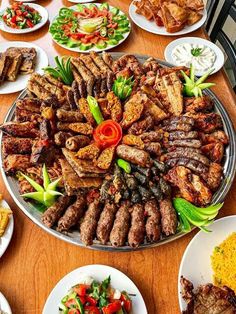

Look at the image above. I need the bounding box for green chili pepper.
[112,76,134,100]
[116,159,131,173]
[44,56,73,85]
[87,96,104,125]
[173,198,223,233]
[21,164,63,209]
[181,64,215,97]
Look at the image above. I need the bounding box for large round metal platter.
[1,53,236,252]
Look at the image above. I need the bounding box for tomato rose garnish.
[93,120,122,148]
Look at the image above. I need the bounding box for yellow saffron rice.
[211,232,236,292]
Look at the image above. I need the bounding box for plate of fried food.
[0,52,235,251]
[0,195,13,258]
[178,215,236,313]
[43,264,147,314]
[0,41,48,95]
[129,0,207,35]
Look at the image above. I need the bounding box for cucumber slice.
[107,39,118,46]
[100,2,109,10]
[80,43,93,51]
[117,26,130,34]
[67,39,81,48]
[117,19,130,28]
[76,4,85,12]
[110,7,119,16]
[113,14,127,22]
[113,31,124,41]
[95,39,107,49]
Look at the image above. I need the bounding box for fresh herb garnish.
[44,56,73,85]
[112,76,134,100]
[173,198,223,232]
[21,164,62,208]
[191,47,203,57]
[181,64,215,97]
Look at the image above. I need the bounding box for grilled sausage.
[163,116,195,126]
[54,131,74,147]
[116,144,151,167]
[168,131,198,141]
[140,130,163,143]
[110,201,131,247]
[96,201,117,244]
[165,158,209,175]
[159,198,177,236]
[167,139,202,149]
[57,195,86,232]
[128,204,145,248]
[80,199,102,246]
[145,200,161,242]
[56,109,83,122]
[163,123,193,132]
[41,195,71,228]
[65,135,90,151]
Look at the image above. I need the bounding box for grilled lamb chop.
[181,277,236,314]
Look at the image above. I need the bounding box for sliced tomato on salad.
[68,309,80,314]
[73,284,90,297]
[102,300,122,314]
[84,306,100,314]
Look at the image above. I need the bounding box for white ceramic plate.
[164,37,225,76]
[43,264,147,314]
[0,292,12,314]
[0,41,48,95]
[0,199,13,258]
[50,3,131,53]
[129,1,207,36]
[0,3,48,34]
[68,0,96,3]
[178,215,236,312]
[15,0,36,2]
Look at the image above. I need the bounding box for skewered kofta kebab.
[0,52,228,248]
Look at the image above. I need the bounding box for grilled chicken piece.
[185,112,223,133]
[180,276,236,314]
[68,122,93,135]
[159,198,177,236]
[106,91,123,122]
[71,57,95,95]
[122,134,145,149]
[2,137,33,155]
[165,166,212,206]
[96,146,116,170]
[113,54,144,78]
[18,47,37,74]
[0,122,39,138]
[0,53,12,84]
[96,201,117,244]
[199,130,229,145]
[143,57,161,73]
[16,98,41,113]
[78,98,95,125]
[4,154,32,174]
[120,92,146,129]
[60,159,102,195]
[128,116,154,135]
[15,107,42,123]
[6,48,23,81]
[80,199,102,246]
[77,143,100,160]
[143,97,168,122]
[184,96,213,112]
[30,73,66,102]
[202,142,224,163]
[44,73,64,88]
[27,79,54,100]
[62,148,106,177]
[206,162,223,191]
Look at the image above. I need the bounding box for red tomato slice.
[85,296,97,306]
[84,305,100,314]
[73,284,90,297]
[68,309,80,314]
[65,298,77,308]
[102,300,122,314]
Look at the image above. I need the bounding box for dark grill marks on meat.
[165,158,209,177]
[184,95,213,112]
[166,139,202,149]
[201,142,224,163]
[16,98,42,113]
[128,204,145,248]
[181,277,236,314]
[140,130,163,142]
[0,122,39,138]
[167,131,198,141]
[80,199,102,246]
[128,116,154,135]
[186,112,223,133]
[57,195,86,232]
[199,130,229,145]
[159,198,177,236]
[2,137,33,155]
[56,109,83,123]
[162,116,195,126]
[15,108,42,123]
[163,122,193,132]
[110,201,131,247]
[96,201,117,244]
[145,200,161,242]
[41,195,71,228]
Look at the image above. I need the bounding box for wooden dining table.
[0,0,236,313]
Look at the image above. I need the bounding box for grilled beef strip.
[166,139,202,149]
[80,199,102,246]
[145,199,161,242]
[57,195,86,232]
[66,89,77,110]
[128,204,145,248]
[0,122,39,138]
[128,116,154,135]
[165,158,209,177]
[2,137,33,155]
[41,195,71,228]
[96,201,117,244]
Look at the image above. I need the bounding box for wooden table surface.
[0,1,236,313]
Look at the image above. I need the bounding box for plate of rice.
[178,215,236,311]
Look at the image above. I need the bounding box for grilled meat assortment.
[181,277,236,314]
[0,53,229,248]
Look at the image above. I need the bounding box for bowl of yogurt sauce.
[165,37,225,76]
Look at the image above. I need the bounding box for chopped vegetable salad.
[59,275,132,314]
